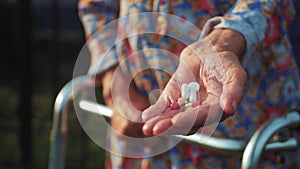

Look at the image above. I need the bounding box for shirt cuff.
[210,12,267,56]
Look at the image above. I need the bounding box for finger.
[152,118,172,135]
[145,93,222,136]
[171,98,223,135]
[142,95,168,121]
[147,95,223,136]
[147,112,201,135]
[219,52,247,115]
[221,67,246,115]
[165,78,181,103]
[171,106,208,128]
[143,116,162,136]
[143,109,179,135]
[142,79,179,121]
[152,119,199,136]
[142,62,197,121]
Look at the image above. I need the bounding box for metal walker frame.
[48,75,300,169]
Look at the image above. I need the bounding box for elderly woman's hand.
[142,28,247,136]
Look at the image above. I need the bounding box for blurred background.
[0,0,105,169]
[0,0,299,169]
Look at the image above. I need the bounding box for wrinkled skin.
[101,28,247,138]
[142,28,247,136]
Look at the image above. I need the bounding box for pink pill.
[170,102,180,110]
[192,100,202,107]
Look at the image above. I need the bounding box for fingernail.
[142,124,153,136]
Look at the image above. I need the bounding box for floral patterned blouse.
[78,0,300,168]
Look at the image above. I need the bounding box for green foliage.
[65,103,106,169]
[0,86,106,169]
[32,91,53,169]
[0,86,21,168]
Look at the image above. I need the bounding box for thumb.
[142,93,169,121]
[141,74,183,121]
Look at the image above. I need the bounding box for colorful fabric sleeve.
[78,0,120,76]
[211,0,295,56]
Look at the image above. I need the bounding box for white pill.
[189,92,197,102]
[188,82,200,91]
[188,82,200,102]
[181,83,190,99]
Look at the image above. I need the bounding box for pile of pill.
[170,82,201,110]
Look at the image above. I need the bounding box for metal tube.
[48,76,300,169]
[242,111,300,169]
[48,76,91,169]
[78,99,299,154]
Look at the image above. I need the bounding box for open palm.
[142,38,247,136]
